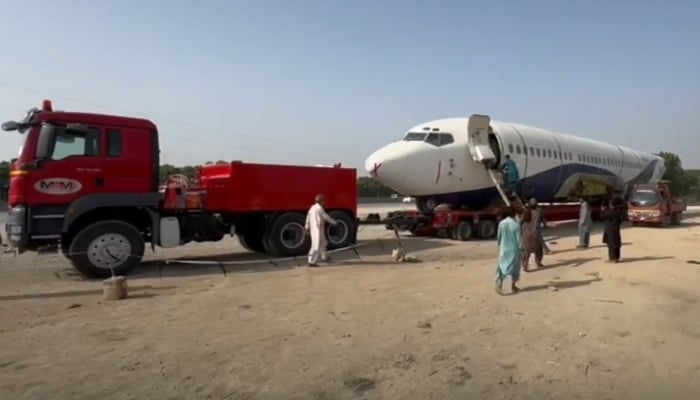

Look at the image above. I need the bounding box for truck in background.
[2,100,358,278]
[626,181,685,227]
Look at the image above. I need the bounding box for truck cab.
[627,181,685,226]
[2,100,160,273]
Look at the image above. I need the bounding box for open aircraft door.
[467,114,497,167]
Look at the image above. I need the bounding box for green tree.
[357,176,398,197]
[655,151,695,196]
[159,164,197,182]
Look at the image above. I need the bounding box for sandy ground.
[1,210,700,399]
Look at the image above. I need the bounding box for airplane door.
[467,114,497,166]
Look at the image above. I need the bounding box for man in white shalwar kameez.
[305,194,338,266]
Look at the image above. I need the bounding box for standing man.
[577,197,593,248]
[502,155,520,198]
[520,199,545,271]
[533,200,552,254]
[495,206,523,295]
[602,197,624,262]
[305,194,338,267]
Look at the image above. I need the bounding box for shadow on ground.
[123,236,455,280]
[528,257,601,272]
[519,276,603,293]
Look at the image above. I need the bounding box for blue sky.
[1,0,698,172]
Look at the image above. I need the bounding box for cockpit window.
[403,131,455,146]
[403,132,427,141]
[425,133,440,146]
[440,134,454,146]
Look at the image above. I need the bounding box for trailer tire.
[67,220,145,279]
[454,221,474,241]
[326,210,356,250]
[670,212,682,226]
[266,212,310,257]
[476,219,497,239]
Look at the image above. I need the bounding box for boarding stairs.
[487,168,523,209]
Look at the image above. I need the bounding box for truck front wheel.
[67,220,145,279]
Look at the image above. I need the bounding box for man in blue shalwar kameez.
[502,155,520,198]
[495,206,523,295]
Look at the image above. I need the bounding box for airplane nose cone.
[364,145,409,193]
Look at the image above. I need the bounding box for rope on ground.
[161,231,398,277]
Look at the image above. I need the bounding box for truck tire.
[670,212,682,226]
[238,231,266,253]
[67,220,145,279]
[454,221,474,241]
[326,210,356,250]
[266,212,310,257]
[477,219,497,239]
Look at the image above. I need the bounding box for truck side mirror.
[1,121,19,132]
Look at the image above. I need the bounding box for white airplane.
[365,114,665,212]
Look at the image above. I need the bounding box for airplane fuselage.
[365,117,665,210]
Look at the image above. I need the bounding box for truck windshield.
[630,189,659,206]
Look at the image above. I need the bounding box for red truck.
[2,100,358,278]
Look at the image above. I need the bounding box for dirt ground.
[1,213,700,400]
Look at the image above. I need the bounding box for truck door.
[25,123,103,208]
[467,114,497,167]
[100,127,156,194]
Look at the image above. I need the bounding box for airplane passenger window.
[536,148,541,157]
[577,154,582,162]
[558,151,562,159]
[516,145,521,154]
[425,133,441,146]
[508,144,514,153]
[530,147,535,156]
[439,134,454,146]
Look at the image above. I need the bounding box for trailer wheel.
[266,212,310,257]
[670,212,682,226]
[477,219,497,239]
[454,221,474,241]
[67,220,145,279]
[326,210,356,250]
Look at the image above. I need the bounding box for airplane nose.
[364,145,409,192]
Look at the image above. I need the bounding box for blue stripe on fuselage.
[424,160,659,208]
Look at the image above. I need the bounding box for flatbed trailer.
[382,203,601,240]
[2,100,359,278]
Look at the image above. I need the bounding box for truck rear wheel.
[238,231,266,253]
[266,212,310,257]
[67,220,145,279]
[454,221,474,241]
[477,219,497,239]
[326,210,356,250]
